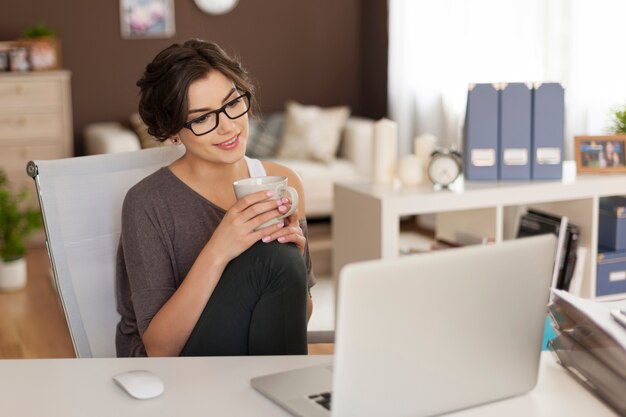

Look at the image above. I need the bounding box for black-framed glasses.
[183,91,251,136]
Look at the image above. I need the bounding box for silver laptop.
[251,234,556,417]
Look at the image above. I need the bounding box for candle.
[413,133,437,183]
[372,118,398,184]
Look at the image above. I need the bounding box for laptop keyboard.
[308,392,332,410]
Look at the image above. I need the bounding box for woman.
[115,39,314,357]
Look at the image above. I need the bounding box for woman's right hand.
[205,190,290,265]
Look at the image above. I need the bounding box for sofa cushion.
[129,113,172,149]
[246,113,285,159]
[269,158,361,217]
[276,102,350,163]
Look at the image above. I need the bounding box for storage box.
[598,196,626,251]
[596,247,626,296]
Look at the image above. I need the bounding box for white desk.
[0,353,617,416]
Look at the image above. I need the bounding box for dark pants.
[180,241,308,356]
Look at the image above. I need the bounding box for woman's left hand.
[261,212,306,254]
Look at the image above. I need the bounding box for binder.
[464,83,499,181]
[517,209,579,290]
[532,83,564,179]
[499,83,532,180]
[527,209,580,291]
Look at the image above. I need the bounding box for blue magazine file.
[532,83,564,180]
[464,83,498,180]
[499,83,532,180]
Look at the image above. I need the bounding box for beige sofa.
[84,115,375,219]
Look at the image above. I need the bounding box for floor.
[0,246,74,358]
[0,232,337,359]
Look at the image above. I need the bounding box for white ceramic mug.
[233,176,299,230]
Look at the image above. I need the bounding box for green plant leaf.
[0,168,43,262]
[22,24,57,39]
[609,103,626,134]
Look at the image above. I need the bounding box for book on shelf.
[517,209,580,291]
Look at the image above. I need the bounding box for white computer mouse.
[112,370,165,400]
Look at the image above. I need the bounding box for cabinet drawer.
[0,144,66,178]
[0,80,62,109]
[0,113,63,142]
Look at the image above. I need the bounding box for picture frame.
[120,0,176,39]
[574,135,626,174]
[18,38,61,70]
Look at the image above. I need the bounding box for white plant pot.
[0,258,27,291]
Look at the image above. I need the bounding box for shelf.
[333,175,626,300]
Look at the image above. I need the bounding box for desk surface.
[0,353,617,416]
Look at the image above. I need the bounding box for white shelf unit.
[333,175,626,301]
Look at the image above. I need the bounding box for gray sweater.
[115,167,315,357]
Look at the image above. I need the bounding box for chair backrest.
[28,146,185,358]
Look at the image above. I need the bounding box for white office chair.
[28,146,331,358]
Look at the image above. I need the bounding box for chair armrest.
[339,117,375,178]
[84,123,141,155]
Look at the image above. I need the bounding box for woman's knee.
[231,241,307,293]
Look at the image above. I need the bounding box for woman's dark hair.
[137,39,256,141]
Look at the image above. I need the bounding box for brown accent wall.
[1,0,387,154]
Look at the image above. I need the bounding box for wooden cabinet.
[0,71,72,193]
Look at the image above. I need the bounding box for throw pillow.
[276,102,350,163]
[245,113,285,159]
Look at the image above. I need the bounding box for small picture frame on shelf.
[574,135,626,174]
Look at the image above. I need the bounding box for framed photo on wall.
[120,0,175,39]
[574,135,626,173]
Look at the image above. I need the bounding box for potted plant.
[0,170,43,291]
[19,23,61,70]
[609,103,626,134]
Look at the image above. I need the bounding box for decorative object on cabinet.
[372,118,398,185]
[194,0,239,15]
[0,170,42,291]
[397,154,423,187]
[19,24,61,71]
[427,148,462,188]
[120,0,175,39]
[0,47,9,72]
[574,135,626,174]
[413,133,437,182]
[8,47,30,72]
[608,102,626,135]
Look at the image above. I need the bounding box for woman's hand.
[205,190,291,264]
[261,211,306,255]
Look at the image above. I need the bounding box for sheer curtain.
[389,0,626,158]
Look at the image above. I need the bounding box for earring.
[171,136,181,145]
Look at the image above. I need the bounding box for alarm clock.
[427,148,463,187]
